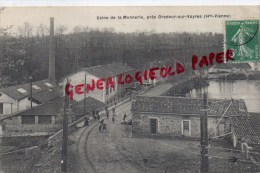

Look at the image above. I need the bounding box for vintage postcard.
[0,6,260,173]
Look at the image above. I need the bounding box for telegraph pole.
[84,73,86,115]
[61,80,70,172]
[29,76,33,108]
[200,92,209,173]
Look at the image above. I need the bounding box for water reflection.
[190,80,260,112]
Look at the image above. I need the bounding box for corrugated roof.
[16,97,65,116]
[132,96,246,117]
[15,96,104,116]
[0,79,56,101]
[30,86,63,103]
[82,62,134,78]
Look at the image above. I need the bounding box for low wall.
[1,135,49,148]
[4,124,61,136]
[47,115,93,147]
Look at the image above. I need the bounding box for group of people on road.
[105,105,117,123]
[92,109,100,121]
[83,103,127,131]
[99,119,107,132]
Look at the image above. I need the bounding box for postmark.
[225,19,259,62]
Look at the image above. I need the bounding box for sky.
[1,6,259,34]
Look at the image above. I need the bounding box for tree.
[36,24,48,37]
[55,25,67,36]
[17,22,34,39]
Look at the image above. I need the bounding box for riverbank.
[210,72,260,80]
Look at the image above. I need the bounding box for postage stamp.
[225,19,259,62]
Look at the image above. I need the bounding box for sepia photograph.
[0,5,260,173]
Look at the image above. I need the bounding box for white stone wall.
[62,71,104,103]
[62,70,134,103]
[18,98,38,112]
[0,92,17,115]
[0,93,37,115]
[132,112,223,138]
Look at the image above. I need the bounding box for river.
[190,80,260,113]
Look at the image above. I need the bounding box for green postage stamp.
[225,19,259,62]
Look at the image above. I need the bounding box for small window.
[22,115,35,124]
[32,85,41,90]
[39,116,52,124]
[44,82,53,87]
[17,88,27,93]
[182,120,191,136]
[0,103,3,114]
[150,118,158,134]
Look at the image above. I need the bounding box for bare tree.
[36,24,48,37]
[73,25,83,33]
[55,25,68,36]
[82,26,89,32]
[17,22,34,39]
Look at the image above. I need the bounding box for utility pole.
[29,76,33,108]
[61,79,70,172]
[84,73,86,115]
[200,92,209,173]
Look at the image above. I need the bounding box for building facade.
[209,63,252,74]
[132,96,247,138]
[60,62,135,104]
[0,79,60,117]
[1,96,104,136]
[142,59,174,86]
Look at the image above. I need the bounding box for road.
[72,100,142,173]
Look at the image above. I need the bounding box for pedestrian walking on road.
[112,111,116,118]
[96,108,100,121]
[100,119,104,125]
[103,123,107,132]
[99,124,103,132]
[92,109,95,119]
[84,116,89,127]
[96,109,99,116]
[123,113,127,123]
[112,116,115,123]
[112,107,115,114]
[106,110,109,119]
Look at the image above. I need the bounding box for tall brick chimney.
[49,17,55,83]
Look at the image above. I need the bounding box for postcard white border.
[0,0,260,6]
